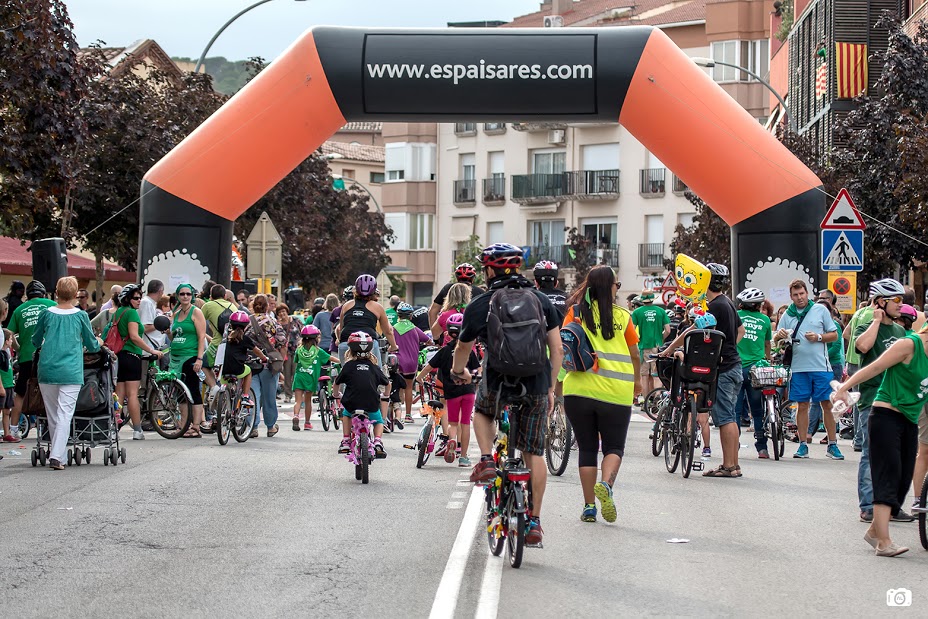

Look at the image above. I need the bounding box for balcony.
[672,174,688,195]
[639,168,666,197]
[511,122,567,132]
[592,244,620,268]
[483,122,506,135]
[454,123,477,136]
[638,243,666,270]
[482,177,506,206]
[511,173,566,205]
[564,169,620,200]
[528,244,569,266]
[453,179,477,206]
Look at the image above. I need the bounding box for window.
[750,40,769,80]
[532,150,566,174]
[461,153,476,180]
[488,151,505,179]
[342,168,355,181]
[678,212,696,229]
[370,171,385,184]
[710,40,769,82]
[384,142,436,182]
[581,143,619,170]
[409,213,434,250]
[487,221,504,245]
[646,215,664,244]
[711,41,738,81]
[529,220,565,247]
[411,282,433,307]
[384,213,407,250]
[581,218,617,247]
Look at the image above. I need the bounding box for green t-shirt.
[8,297,56,362]
[845,306,874,366]
[295,344,331,378]
[202,299,237,346]
[827,318,845,369]
[855,319,906,409]
[874,333,928,424]
[737,309,772,366]
[631,304,669,350]
[0,356,13,388]
[114,307,145,355]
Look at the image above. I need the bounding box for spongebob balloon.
[674,254,711,312]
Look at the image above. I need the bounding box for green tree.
[665,192,731,271]
[565,226,595,287]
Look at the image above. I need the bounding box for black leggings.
[869,406,918,516]
[564,396,632,467]
[180,357,203,406]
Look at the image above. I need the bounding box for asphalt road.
[2,402,927,617]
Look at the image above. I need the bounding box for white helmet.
[736,287,765,303]
[869,278,905,299]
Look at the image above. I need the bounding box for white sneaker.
[208,384,220,402]
[132,429,145,440]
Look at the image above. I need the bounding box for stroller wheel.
[67,450,73,466]
[31,450,37,467]
[119,447,126,464]
[103,448,110,465]
[110,449,118,466]
[74,449,81,466]
[38,447,47,467]
[84,448,91,464]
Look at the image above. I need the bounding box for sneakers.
[405,413,414,423]
[394,418,405,431]
[581,504,597,523]
[303,422,313,431]
[702,447,711,458]
[435,435,449,457]
[826,443,844,460]
[48,458,64,470]
[469,458,497,484]
[444,439,457,463]
[860,511,873,523]
[793,443,809,458]
[525,517,544,547]
[338,438,351,454]
[892,509,915,523]
[594,481,617,523]
[249,429,259,438]
[373,439,387,459]
[382,419,393,434]
[208,384,221,402]
[292,416,301,431]
[2,434,17,443]
[267,424,279,437]
[458,456,471,468]
[757,449,770,459]
[132,429,145,440]
[240,394,254,408]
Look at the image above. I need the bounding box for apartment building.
[435,0,774,297]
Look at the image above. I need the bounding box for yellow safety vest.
[563,302,636,406]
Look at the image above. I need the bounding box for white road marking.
[446,501,465,509]
[429,485,483,619]
[474,547,503,619]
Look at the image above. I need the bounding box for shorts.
[116,351,143,383]
[1,388,13,409]
[788,371,833,403]
[708,365,743,428]
[474,384,547,456]
[222,365,251,383]
[446,393,476,425]
[402,372,416,381]
[640,347,659,375]
[918,404,928,445]
[340,409,384,425]
[14,360,32,397]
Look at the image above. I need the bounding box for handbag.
[22,350,45,415]
[781,308,810,367]
[102,308,129,355]
[249,315,284,374]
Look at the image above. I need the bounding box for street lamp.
[322,152,383,213]
[691,57,796,133]
[194,0,308,75]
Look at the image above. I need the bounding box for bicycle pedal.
[692,461,704,471]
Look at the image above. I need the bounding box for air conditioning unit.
[543,15,564,28]
[547,129,566,145]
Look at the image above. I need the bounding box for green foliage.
[172,55,252,95]
[565,227,595,287]
[665,193,731,272]
[775,0,793,42]
[387,272,406,299]
[452,234,485,287]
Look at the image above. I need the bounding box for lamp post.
[691,57,796,133]
[332,174,382,213]
[194,0,308,75]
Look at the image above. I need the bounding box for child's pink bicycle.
[345,410,375,484]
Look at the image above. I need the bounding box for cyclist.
[734,288,773,458]
[337,275,397,364]
[431,283,471,345]
[335,331,389,458]
[631,290,670,406]
[201,284,238,401]
[532,261,567,321]
[7,280,55,441]
[428,263,485,326]
[394,302,432,425]
[450,243,563,547]
[291,325,330,431]
[221,310,267,409]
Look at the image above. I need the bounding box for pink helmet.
[301,325,321,338]
[229,311,250,327]
[446,312,464,336]
[899,304,918,321]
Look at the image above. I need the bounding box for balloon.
[674,254,711,311]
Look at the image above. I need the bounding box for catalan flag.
[815,63,828,99]
[835,42,868,99]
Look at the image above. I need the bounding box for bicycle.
[749,362,791,460]
[345,410,375,484]
[212,361,258,445]
[316,363,341,432]
[404,390,445,469]
[140,355,192,439]
[544,398,572,476]
[917,474,928,550]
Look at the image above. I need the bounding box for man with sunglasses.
[853,278,911,523]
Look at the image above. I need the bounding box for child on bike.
[415,313,480,466]
[222,312,267,408]
[335,331,389,458]
[393,302,432,425]
[292,325,331,431]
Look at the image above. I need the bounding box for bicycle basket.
[749,365,790,389]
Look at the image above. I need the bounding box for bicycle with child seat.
[212,359,259,445]
[140,354,193,439]
[317,363,341,431]
[544,398,572,476]
[346,410,375,484]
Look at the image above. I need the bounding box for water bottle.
[829,380,859,414]
[197,370,207,382]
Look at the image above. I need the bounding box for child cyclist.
[291,325,331,431]
[1,327,15,443]
[393,302,432,427]
[222,312,267,408]
[335,331,389,458]
[415,313,480,466]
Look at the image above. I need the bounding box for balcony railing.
[672,174,687,195]
[483,122,506,134]
[482,177,506,205]
[589,243,620,268]
[454,123,477,136]
[564,169,620,200]
[639,168,666,197]
[527,244,569,266]
[510,122,567,132]
[453,179,477,205]
[511,173,566,205]
[638,243,666,269]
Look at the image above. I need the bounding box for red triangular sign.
[821,188,866,229]
[661,272,676,289]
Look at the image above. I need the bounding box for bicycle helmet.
[387,353,398,369]
[899,304,918,321]
[532,260,559,282]
[736,287,765,303]
[455,263,477,282]
[301,325,321,338]
[229,310,250,327]
[706,263,730,292]
[446,312,464,337]
[153,315,172,333]
[665,309,675,320]
[347,331,374,354]
[693,312,718,329]
[25,280,47,299]
[355,273,377,297]
[396,302,414,318]
[869,278,905,299]
[117,283,142,306]
[478,243,523,270]
[342,285,355,301]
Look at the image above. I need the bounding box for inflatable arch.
[139,26,825,294]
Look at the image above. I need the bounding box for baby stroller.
[31,349,124,467]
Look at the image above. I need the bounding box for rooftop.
[0,237,136,280]
[337,122,383,133]
[320,141,385,163]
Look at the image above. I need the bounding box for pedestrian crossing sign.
[821,229,864,271]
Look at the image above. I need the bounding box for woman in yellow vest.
[563,265,641,524]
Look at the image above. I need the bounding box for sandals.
[267,424,279,437]
[702,464,740,478]
[183,428,202,438]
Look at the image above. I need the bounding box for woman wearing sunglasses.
[169,283,208,438]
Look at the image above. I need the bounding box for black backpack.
[486,285,548,378]
[210,302,235,338]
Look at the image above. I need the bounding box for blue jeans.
[858,404,873,513]
[710,365,743,428]
[251,369,281,430]
[809,366,843,436]
[737,365,767,452]
[847,363,863,449]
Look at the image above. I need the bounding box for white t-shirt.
[139,295,166,348]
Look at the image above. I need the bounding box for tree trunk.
[95,254,105,310]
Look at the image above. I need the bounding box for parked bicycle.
[749,361,791,460]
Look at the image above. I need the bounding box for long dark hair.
[566,265,617,340]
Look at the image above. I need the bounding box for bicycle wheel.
[148,381,191,439]
[359,431,370,484]
[643,388,664,421]
[18,415,32,439]
[320,391,331,431]
[485,486,504,556]
[919,473,928,550]
[216,391,232,445]
[651,403,669,457]
[232,389,255,442]
[506,494,526,569]
[664,410,681,474]
[416,420,433,469]
[544,401,571,476]
[777,401,793,458]
[681,404,698,478]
